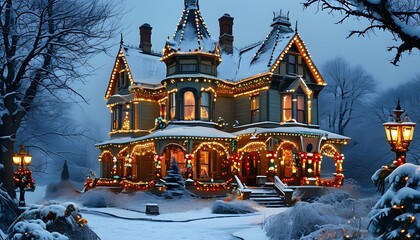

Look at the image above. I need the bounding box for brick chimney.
[139,23,152,54]
[218,13,234,54]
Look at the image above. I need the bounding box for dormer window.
[184,91,195,120]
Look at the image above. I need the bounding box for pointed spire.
[167,0,216,53]
[120,33,124,46]
[185,0,199,10]
[295,20,298,32]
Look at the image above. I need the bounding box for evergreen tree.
[61,160,70,181]
[369,163,420,239]
[162,157,186,198]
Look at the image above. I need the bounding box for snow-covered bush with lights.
[369,163,420,239]
[264,187,374,239]
[6,202,99,240]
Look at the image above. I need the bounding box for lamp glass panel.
[402,126,414,142]
[23,155,32,165]
[13,155,21,165]
[390,126,399,144]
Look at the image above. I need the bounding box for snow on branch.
[303,0,420,65]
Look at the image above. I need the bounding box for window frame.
[183,91,196,121]
[180,59,198,73]
[200,92,210,121]
[282,94,292,122]
[250,94,260,123]
[169,92,176,120]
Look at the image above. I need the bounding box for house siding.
[139,102,159,130]
[234,95,251,125]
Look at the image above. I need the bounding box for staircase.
[248,187,287,208]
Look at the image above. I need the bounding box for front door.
[241,152,259,186]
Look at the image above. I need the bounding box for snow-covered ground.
[25,185,286,240]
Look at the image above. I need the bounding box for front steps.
[248,187,287,208]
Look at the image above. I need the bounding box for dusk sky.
[77,0,420,137]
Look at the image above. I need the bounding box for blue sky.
[76,0,420,138]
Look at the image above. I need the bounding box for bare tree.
[0,0,122,198]
[319,57,376,135]
[303,0,420,65]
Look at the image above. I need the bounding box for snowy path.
[82,207,286,240]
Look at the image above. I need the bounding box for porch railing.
[233,175,251,199]
[274,176,293,206]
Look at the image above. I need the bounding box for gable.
[270,34,326,86]
[105,49,133,100]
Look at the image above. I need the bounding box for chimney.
[139,23,152,54]
[218,13,234,54]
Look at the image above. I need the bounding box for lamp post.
[383,101,416,167]
[12,145,34,207]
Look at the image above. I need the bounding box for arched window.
[200,92,210,120]
[184,91,195,120]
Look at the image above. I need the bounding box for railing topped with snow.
[233,175,251,200]
[274,176,293,206]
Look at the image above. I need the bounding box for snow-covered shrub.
[9,219,67,240]
[369,163,420,239]
[211,200,257,214]
[7,202,98,240]
[0,189,19,232]
[80,189,116,208]
[264,188,374,240]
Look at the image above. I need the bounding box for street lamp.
[383,101,416,166]
[12,145,35,207]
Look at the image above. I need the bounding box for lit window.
[297,95,306,123]
[251,95,259,122]
[184,91,195,120]
[283,95,292,121]
[169,93,176,120]
[200,92,210,121]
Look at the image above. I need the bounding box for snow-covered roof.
[122,46,166,85]
[234,126,350,140]
[106,94,134,105]
[143,124,236,140]
[96,123,236,147]
[168,0,217,53]
[218,15,295,81]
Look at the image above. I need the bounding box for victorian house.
[92,0,349,191]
